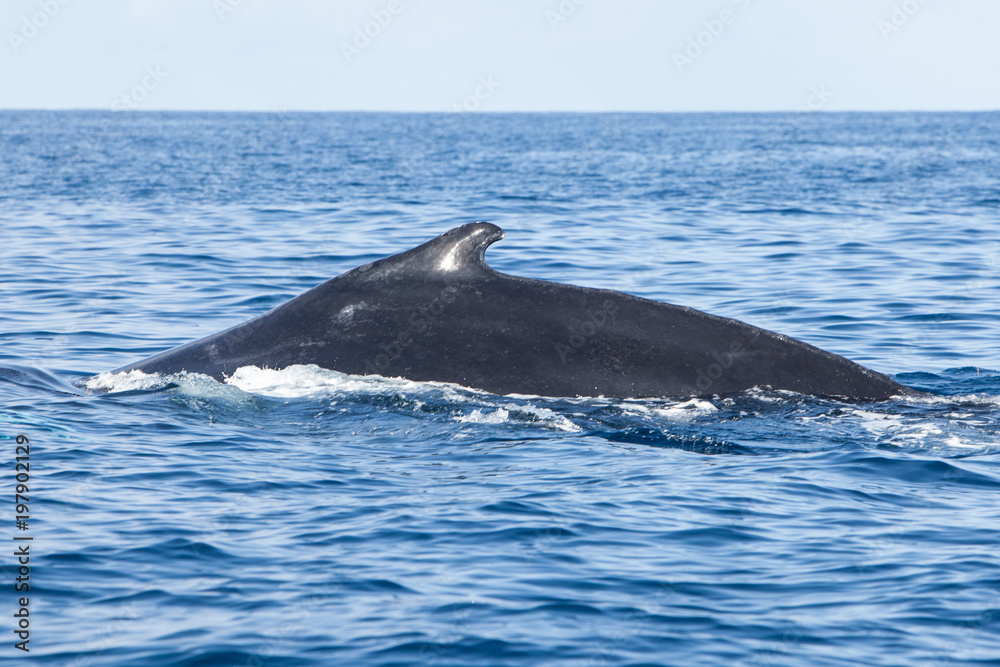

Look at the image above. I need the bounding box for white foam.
[223,364,478,400]
[652,398,719,421]
[84,369,170,393]
[454,402,582,432]
[221,366,590,432]
[226,364,365,397]
[892,424,943,440]
[849,408,989,449]
[457,407,510,424]
[733,387,793,403]
[501,402,582,432]
[904,392,1000,407]
[853,409,904,435]
[944,435,977,449]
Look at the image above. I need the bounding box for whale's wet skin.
[111,223,913,400]
[4,111,1000,666]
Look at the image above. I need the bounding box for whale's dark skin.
[112,222,914,400]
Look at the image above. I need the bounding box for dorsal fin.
[358,222,505,279]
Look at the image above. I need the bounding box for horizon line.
[1,107,998,114]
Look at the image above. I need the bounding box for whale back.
[112,223,910,400]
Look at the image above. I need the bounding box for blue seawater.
[1,111,999,666]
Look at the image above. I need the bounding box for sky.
[2,0,998,112]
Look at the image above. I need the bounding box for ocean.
[1,110,999,666]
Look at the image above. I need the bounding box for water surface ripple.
[1,111,999,666]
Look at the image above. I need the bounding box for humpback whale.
[110,223,913,400]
